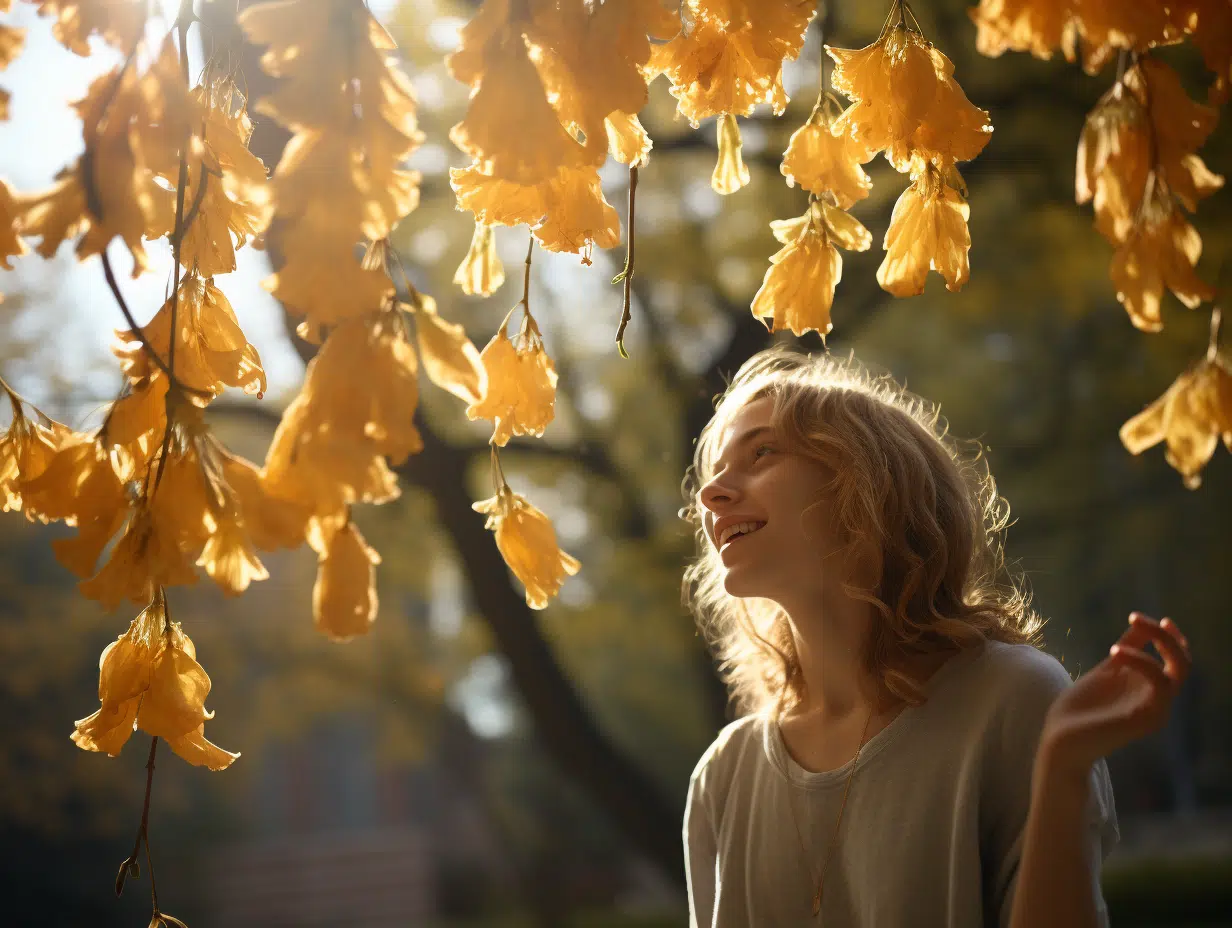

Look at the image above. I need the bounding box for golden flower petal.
[1123,357,1232,488]
[751,222,841,339]
[533,164,621,263]
[968,0,1068,59]
[165,725,240,770]
[312,519,381,641]
[454,220,506,297]
[466,316,558,446]
[711,114,751,196]
[473,486,580,610]
[414,296,488,406]
[197,516,269,596]
[781,96,872,207]
[877,171,971,297]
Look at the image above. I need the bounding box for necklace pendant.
[812,888,822,916]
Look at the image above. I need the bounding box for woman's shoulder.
[972,639,1076,703]
[950,639,1080,742]
[688,712,769,791]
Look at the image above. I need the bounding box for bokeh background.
[1,0,1231,926]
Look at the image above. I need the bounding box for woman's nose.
[699,472,739,512]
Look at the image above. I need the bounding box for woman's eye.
[754,444,775,459]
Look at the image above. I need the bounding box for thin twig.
[151,0,198,495]
[142,736,161,913]
[116,736,159,898]
[101,253,175,381]
[613,165,639,358]
[520,233,534,312]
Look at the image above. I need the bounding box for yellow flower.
[197,513,268,596]
[0,179,27,301]
[968,0,1069,60]
[220,452,314,552]
[752,198,871,338]
[828,25,992,173]
[27,0,146,57]
[16,430,129,577]
[80,443,213,610]
[15,40,188,275]
[102,376,168,481]
[452,162,551,230]
[781,93,873,208]
[264,313,417,512]
[72,592,238,770]
[312,519,380,641]
[449,12,592,184]
[0,18,23,70]
[473,484,580,610]
[877,167,972,297]
[454,221,506,296]
[1,393,61,513]
[239,0,423,228]
[533,164,621,262]
[524,0,678,164]
[238,0,421,337]
[178,78,272,277]
[1066,1,1171,75]
[466,310,558,446]
[605,111,653,167]
[1078,60,1223,245]
[712,114,750,196]
[648,1,816,126]
[259,132,397,340]
[1121,354,1232,489]
[114,274,266,404]
[1109,185,1215,332]
[412,295,488,406]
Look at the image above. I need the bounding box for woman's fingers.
[1125,613,1192,684]
[1116,612,1157,651]
[1160,617,1191,659]
[1108,644,1171,694]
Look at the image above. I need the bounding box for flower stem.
[614,165,639,359]
[151,0,198,496]
[1208,306,1223,362]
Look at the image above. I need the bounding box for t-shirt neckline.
[766,640,993,790]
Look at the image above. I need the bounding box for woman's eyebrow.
[712,425,775,469]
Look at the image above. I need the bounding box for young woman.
[680,346,1192,927]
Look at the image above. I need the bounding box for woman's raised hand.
[1039,613,1192,777]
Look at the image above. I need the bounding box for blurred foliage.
[1,0,1231,924]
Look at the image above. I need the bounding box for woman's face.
[698,396,842,603]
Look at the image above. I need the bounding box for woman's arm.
[1009,745,1100,928]
[683,773,718,928]
[1009,614,1191,928]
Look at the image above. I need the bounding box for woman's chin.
[721,570,767,600]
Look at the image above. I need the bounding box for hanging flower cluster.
[969,0,1232,100]
[751,0,992,339]
[445,0,686,605]
[968,0,1229,485]
[650,0,817,195]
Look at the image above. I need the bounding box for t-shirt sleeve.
[982,649,1120,928]
[684,766,718,928]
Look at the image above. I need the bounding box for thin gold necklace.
[786,707,875,918]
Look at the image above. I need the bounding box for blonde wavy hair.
[680,345,1043,719]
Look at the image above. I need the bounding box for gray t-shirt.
[683,640,1119,927]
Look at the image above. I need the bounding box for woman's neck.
[783,587,887,723]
